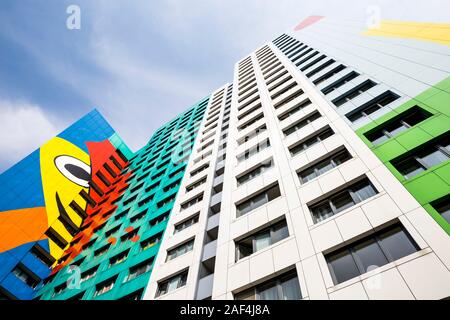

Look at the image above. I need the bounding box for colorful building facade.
[0,110,132,300]
[35,97,209,300]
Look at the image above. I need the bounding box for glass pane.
[280,277,302,300]
[364,104,381,116]
[371,133,389,146]
[316,160,334,175]
[353,181,377,202]
[258,284,279,300]
[388,123,408,136]
[255,231,271,251]
[353,238,389,273]
[419,148,448,168]
[333,150,352,165]
[313,202,333,223]
[332,191,355,213]
[395,158,425,179]
[403,109,430,127]
[251,193,268,209]
[300,168,316,183]
[267,185,281,201]
[318,128,334,141]
[434,200,450,224]
[304,137,319,148]
[378,226,418,262]
[167,276,179,292]
[237,237,253,259]
[272,222,289,243]
[327,249,360,284]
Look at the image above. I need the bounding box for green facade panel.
[356,77,450,235]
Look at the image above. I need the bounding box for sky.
[0,0,448,172]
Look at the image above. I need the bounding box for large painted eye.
[54,155,91,187]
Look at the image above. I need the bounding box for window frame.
[326,223,420,285]
[310,178,378,223]
[235,219,289,261]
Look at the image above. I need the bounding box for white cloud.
[0,99,62,171]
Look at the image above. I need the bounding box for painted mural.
[0,110,131,299]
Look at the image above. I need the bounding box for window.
[186,177,207,192]
[300,54,326,72]
[52,282,67,297]
[80,266,98,283]
[140,232,163,251]
[236,220,289,261]
[81,239,97,250]
[431,196,450,224]
[94,244,111,257]
[181,193,203,210]
[94,277,117,297]
[321,71,360,95]
[298,148,352,183]
[237,159,274,186]
[156,270,188,297]
[289,126,334,156]
[306,59,336,78]
[125,258,154,282]
[121,228,140,242]
[312,64,346,85]
[235,270,301,300]
[309,177,378,223]
[391,134,450,179]
[31,244,55,267]
[105,225,120,238]
[109,250,129,267]
[190,163,209,177]
[157,194,176,208]
[166,239,195,261]
[283,111,322,136]
[149,211,170,227]
[138,194,154,207]
[346,91,400,122]
[174,214,199,233]
[271,83,301,101]
[236,183,281,217]
[273,88,304,109]
[237,125,267,145]
[130,209,147,223]
[45,227,68,249]
[325,223,419,285]
[278,98,312,121]
[238,113,265,131]
[364,106,432,145]
[12,263,40,289]
[237,139,270,163]
[332,80,377,107]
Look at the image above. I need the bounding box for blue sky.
[0,0,447,172]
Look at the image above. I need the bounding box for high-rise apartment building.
[1,16,449,300]
[143,17,450,300]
